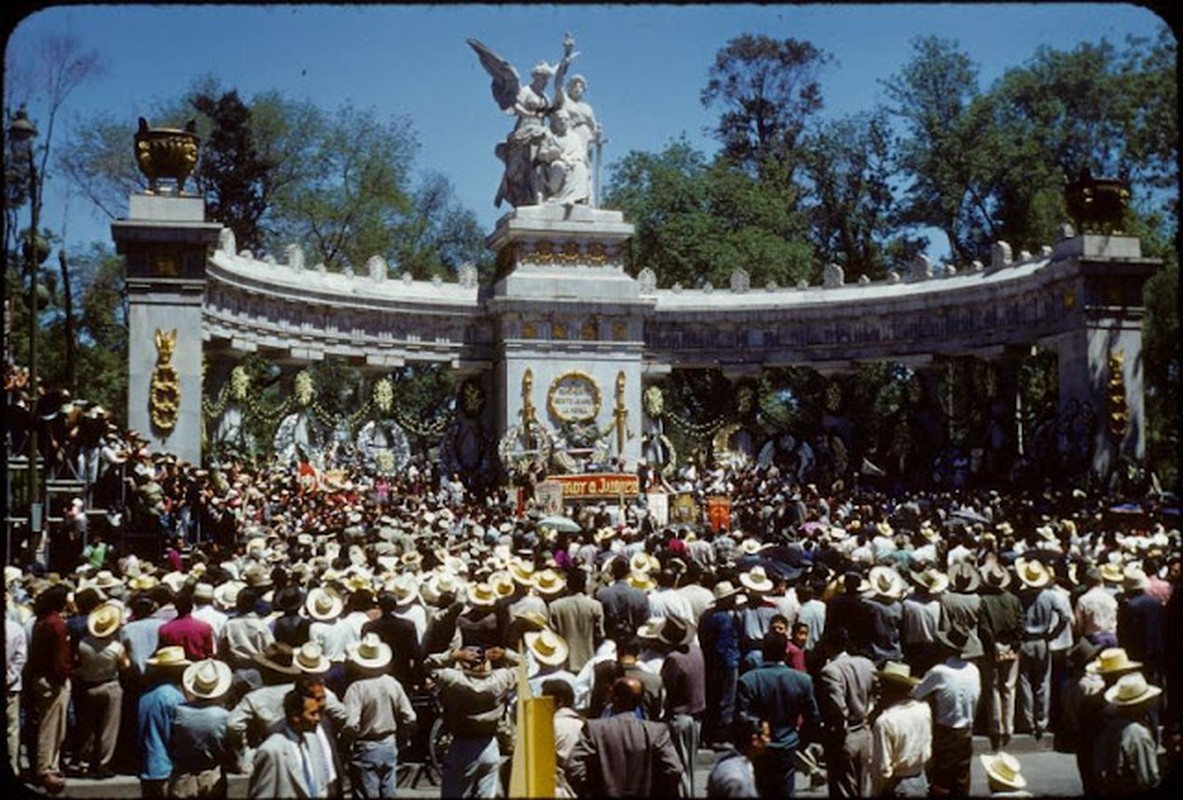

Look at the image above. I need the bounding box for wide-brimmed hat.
[739,565,774,594]
[422,571,467,605]
[533,568,566,597]
[980,562,1011,590]
[1015,558,1051,589]
[387,574,420,606]
[868,566,906,600]
[242,563,272,589]
[147,645,192,670]
[629,551,654,574]
[879,660,920,689]
[1104,671,1162,707]
[524,629,569,667]
[183,658,232,701]
[1086,647,1143,676]
[129,574,158,592]
[739,538,763,556]
[636,617,665,641]
[87,602,122,637]
[489,571,516,598]
[508,558,536,587]
[910,567,949,594]
[160,571,188,595]
[627,571,655,592]
[192,582,215,604]
[1099,562,1125,584]
[253,642,299,676]
[214,580,244,611]
[514,609,549,634]
[1122,566,1150,591]
[93,570,123,591]
[306,587,344,621]
[935,626,982,659]
[349,632,393,671]
[294,641,331,674]
[947,562,981,593]
[979,752,1027,790]
[711,580,745,606]
[467,582,498,608]
[656,615,695,647]
[593,526,616,544]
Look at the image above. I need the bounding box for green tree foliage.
[395,171,489,281]
[604,138,812,288]
[192,89,272,254]
[799,109,900,279]
[700,33,832,181]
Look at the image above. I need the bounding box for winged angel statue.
[469,33,598,209]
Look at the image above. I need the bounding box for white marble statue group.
[469,32,604,209]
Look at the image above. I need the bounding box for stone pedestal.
[486,205,649,467]
[112,194,221,465]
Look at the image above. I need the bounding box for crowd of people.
[5,403,1181,797]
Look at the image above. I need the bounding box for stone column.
[486,205,646,469]
[1038,235,1158,478]
[112,194,221,465]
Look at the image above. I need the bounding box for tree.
[191,89,272,254]
[394,171,489,281]
[881,36,988,263]
[700,33,832,180]
[604,138,813,289]
[4,32,104,392]
[799,109,899,279]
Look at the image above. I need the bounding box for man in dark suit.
[362,590,423,691]
[567,676,683,797]
[595,556,649,644]
[737,631,821,798]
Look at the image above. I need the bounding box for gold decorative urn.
[134,117,200,194]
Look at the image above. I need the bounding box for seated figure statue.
[537,109,591,207]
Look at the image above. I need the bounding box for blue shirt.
[700,608,741,668]
[737,660,820,751]
[138,681,185,779]
[170,703,231,773]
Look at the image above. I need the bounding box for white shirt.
[6,617,28,692]
[871,698,932,794]
[1075,585,1118,637]
[192,604,229,643]
[913,658,980,728]
[310,619,358,663]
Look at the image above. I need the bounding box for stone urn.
[1064,168,1130,234]
[134,117,200,194]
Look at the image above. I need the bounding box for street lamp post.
[10,105,42,538]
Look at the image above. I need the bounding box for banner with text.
[552,473,640,499]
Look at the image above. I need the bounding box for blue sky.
[5,3,1171,263]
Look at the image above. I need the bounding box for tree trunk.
[59,247,76,392]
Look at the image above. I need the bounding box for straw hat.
[129,574,158,592]
[87,602,122,638]
[93,570,123,591]
[739,565,774,594]
[349,632,393,671]
[627,571,655,592]
[532,568,566,597]
[524,629,569,667]
[878,660,920,689]
[947,562,981,593]
[508,558,536,587]
[910,567,949,595]
[1104,671,1162,707]
[979,752,1027,791]
[294,642,331,674]
[489,571,516,598]
[192,582,215,604]
[868,566,906,600]
[711,580,744,606]
[593,526,616,544]
[252,642,299,676]
[935,626,982,660]
[182,659,232,701]
[306,587,344,621]
[1122,566,1150,591]
[739,538,763,556]
[979,562,1011,590]
[1086,647,1143,676]
[467,582,498,608]
[160,571,188,594]
[422,571,467,605]
[388,574,421,606]
[1016,558,1051,589]
[213,581,244,611]
[637,617,665,641]
[242,563,272,589]
[1099,562,1125,584]
[629,551,653,574]
[147,645,192,670]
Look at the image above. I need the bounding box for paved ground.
[30,733,1088,798]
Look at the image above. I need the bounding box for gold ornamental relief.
[547,371,602,423]
[150,328,180,433]
[1107,348,1128,441]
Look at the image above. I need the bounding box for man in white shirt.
[870,661,931,796]
[6,615,28,776]
[913,626,981,796]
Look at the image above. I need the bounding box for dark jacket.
[567,711,683,797]
[596,580,650,644]
[737,660,820,751]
